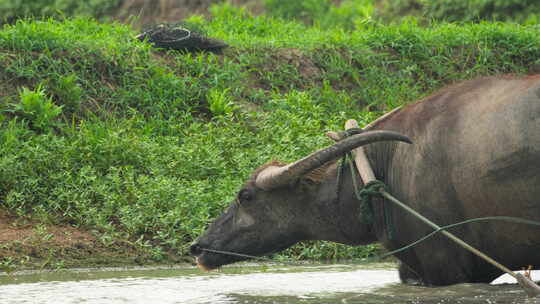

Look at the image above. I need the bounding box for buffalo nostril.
[189,243,203,256]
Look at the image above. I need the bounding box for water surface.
[0,263,538,304]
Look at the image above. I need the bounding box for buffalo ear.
[302,161,335,184]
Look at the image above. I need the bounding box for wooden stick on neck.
[344,119,376,184]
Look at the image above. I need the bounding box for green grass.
[377,0,540,24]
[0,0,122,24]
[263,0,374,30]
[2,3,540,264]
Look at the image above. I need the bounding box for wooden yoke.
[344,119,376,184]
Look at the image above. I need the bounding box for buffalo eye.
[238,189,254,203]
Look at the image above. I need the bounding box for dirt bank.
[0,210,188,272]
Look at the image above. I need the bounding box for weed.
[51,259,65,270]
[8,85,62,132]
[207,88,235,117]
[0,256,29,274]
[0,257,16,274]
[50,74,83,114]
[34,224,54,241]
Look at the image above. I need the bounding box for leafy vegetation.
[1,2,540,267]
[6,0,540,29]
[378,0,540,24]
[263,0,374,30]
[0,0,122,23]
[8,85,63,132]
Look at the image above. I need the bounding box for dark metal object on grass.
[136,23,228,53]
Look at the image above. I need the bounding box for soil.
[247,48,322,91]
[274,48,321,80]
[0,210,189,272]
[0,212,95,245]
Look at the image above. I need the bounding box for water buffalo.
[190,75,540,286]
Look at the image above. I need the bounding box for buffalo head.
[190,130,411,270]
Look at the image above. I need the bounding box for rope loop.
[356,180,385,225]
[359,180,386,199]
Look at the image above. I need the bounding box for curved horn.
[255,130,411,190]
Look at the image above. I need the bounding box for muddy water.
[0,263,538,304]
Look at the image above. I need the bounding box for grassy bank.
[5,0,540,28]
[1,3,540,270]
[377,0,540,24]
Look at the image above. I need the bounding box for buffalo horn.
[255,130,411,190]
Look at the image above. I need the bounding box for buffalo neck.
[306,151,389,246]
[318,140,403,246]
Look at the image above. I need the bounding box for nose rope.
[200,248,288,264]
[200,216,540,268]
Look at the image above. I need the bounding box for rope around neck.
[336,153,394,239]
